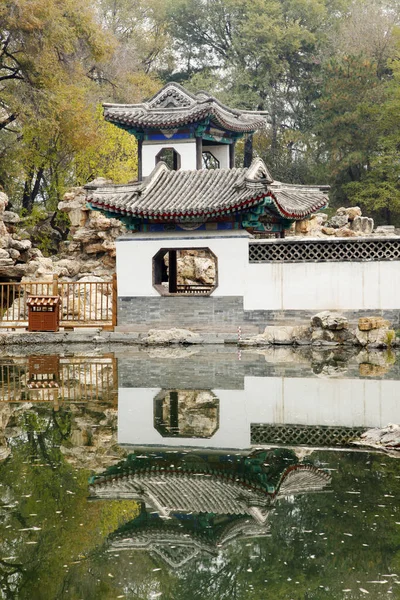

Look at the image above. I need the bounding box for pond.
[0,346,399,599]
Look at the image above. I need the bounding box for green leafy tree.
[344,43,400,224]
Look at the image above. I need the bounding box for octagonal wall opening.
[153,247,218,296]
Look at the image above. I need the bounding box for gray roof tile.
[103,82,266,133]
[85,158,328,221]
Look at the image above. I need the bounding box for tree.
[0,0,109,210]
[164,0,354,180]
[0,0,159,214]
[344,43,400,224]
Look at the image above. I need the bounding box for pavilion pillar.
[168,250,177,293]
[169,391,179,432]
[229,141,236,168]
[137,138,143,181]
[196,136,202,170]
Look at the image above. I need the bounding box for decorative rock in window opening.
[154,389,219,438]
[202,150,220,170]
[153,247,217,296]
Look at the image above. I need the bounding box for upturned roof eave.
[266,190,329,220]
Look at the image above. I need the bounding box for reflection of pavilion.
[89,449,331,568]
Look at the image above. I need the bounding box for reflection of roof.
[90,464,331,523]
[103,82,266,133]
[92,450,331,570]
[109,516,270,568]
[86,158,328,221]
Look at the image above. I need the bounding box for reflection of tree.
[0,406,139,600]
[1,406,399,600]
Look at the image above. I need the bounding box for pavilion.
[85,82,329,332]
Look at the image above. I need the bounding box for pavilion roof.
[85,158,328,222]
[103,82,266,133]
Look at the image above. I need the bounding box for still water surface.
[0,346,399,599]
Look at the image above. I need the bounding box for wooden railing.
[0,274,117,329]
[0,355,118,406]
[175,284,214,295]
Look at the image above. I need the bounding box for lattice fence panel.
[249,239,400,263]
[251,424,367,447]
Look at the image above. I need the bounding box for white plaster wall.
[116,231,250,297]
[142,141,197,176]
[245,261,400,311]
[118,376,400,449]
[202,144,229,169]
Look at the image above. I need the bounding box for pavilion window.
[155,147,181,171]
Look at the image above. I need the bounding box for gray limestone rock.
[344,206,362,221]
[311,327,357,346]
[328,214,349,229]
[311,311,348,331]
[9,238,32,252]
[350,216,374,235]
[355,327,396,348]
[354,424,400,453]
[246,325,311,346]
[2,211,20,224]
[143,328,202,345]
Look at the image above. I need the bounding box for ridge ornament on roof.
[85,157,329,234]
[103,81,266,134]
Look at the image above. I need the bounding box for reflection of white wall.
[245,261,400,311]
[118,376,400,449]
[202,144,229,169]
[142,141,196,176]
[116,230,250,297]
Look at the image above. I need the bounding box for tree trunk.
[22,166,44,213]
[385,205,391,225]
[244,133,253,167]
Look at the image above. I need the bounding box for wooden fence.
[0,274,117,329]
[0,355,118,406]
